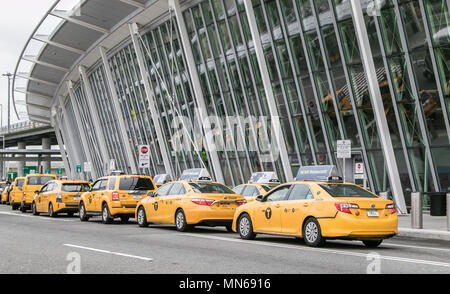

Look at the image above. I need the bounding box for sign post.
[337,140,351,183]
[138,145,150,170]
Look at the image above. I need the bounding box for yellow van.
[32,180,90,217]
[20,174,57,213]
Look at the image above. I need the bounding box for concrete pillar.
[18,142,26,177]
[42,137,51,173]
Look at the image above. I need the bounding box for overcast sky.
[0,0,55,126]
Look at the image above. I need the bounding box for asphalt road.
[1,205,450,274]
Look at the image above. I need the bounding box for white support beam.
[242,0,293,181]
[169,0,225,183]
[26,103,52,112]
[28,115,51,124]
[99,46,138,174]
[120,0,146,8]
[350,0,407,214]
[22,55,70,72]
[129,23,174,178]
[67,81,98,179]
[50,10,109,34]
[78,65,109,172]
[53,115,75,179]
[14,89,53,101]
[33,35,85,55]
[15,74,58,87]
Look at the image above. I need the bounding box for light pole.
[2,73,13,132]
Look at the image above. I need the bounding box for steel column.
[242,0,293,181]
[169,0,225,183]
[349,0,407,214]
[53,117,73,179]
[99,46,138,174]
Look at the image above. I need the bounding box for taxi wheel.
[32,202,39,216]
[11,204,18,211]
[238,214,256,240]
[175,210,191,232]
[102,204,113,224]
[362,240,383,248]
[20,204,27,213]
[49,203,57,218]
[303,218,324,247]
[79,203,89,222]
[137,207,148,228]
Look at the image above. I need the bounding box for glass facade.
[60,0,450,203]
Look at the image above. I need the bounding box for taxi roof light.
[180,169,213,182]
[153,174,172,185]
[295,165,341,182]
[248,172,280,185]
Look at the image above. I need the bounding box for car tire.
[175,210,191,232]
[32,202,39,216]
[303,218,324,247]
[11,203,18,211]
[363,240,383,248]
[137,206,148,228]
[237,214,256,240]
[79,202,89,222]
[20,203,27,213]
[48,203,57,218]
[102,203,113,224]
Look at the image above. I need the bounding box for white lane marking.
[63,244,153,262]
[0,211,75,222]
[383,242,450,253]
[180,234,450,269]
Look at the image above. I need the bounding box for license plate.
[133,195,142,200]
[73,197,80,201]
[367,209,379,217]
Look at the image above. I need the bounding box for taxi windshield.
[17,179,24,189]
[319,184,377,198]
[27,176,55,185]
[62,184,90,192]
[119,177,155,191]
[189,183,234,194]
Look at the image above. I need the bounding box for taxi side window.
[168,183,186,196]
[241,186,255,197]
[99,180,108,191]
[108,178,116,190]
[233,185,245,195]
[40,184,49,193]
[288,184,314,200]
[155,183,173,197]
[91,180,102,192]
[264,185,291,202]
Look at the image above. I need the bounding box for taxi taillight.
[56,192,62,203]
[335,203,359,214]
[192,199,215,206]
[236,200,247,206]
[112,192,120,201]
[386,203,396,214]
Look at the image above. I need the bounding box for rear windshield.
[119,177,155,191]
[62,184,91,193]
[319,184,377,198]
[16,179,25,189]
[0,184,6,188]
[189,183,235,194]
[27,176,55,186]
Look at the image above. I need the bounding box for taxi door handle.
[176,198,181,200]
[275,204,280,208]
[303,203,309,207]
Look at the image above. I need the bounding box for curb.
[398,228,450,242]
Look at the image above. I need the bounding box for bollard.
[447,193,450,232]
[411,192,423,229]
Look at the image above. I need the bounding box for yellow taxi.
[32,180,90,217]
[20,174,57,213]
[1,182,11,204]
[79,173,156,224]
[233,172,280,202]
[136,169,247,232]
[10,177,26,210]
[153,174,171,189]
[232,166,398,248]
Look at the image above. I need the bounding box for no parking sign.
[139,145,150,169]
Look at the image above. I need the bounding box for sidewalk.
[397,212,450,241]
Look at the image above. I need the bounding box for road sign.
[44,169,50,174]
[57,168,63,175]
[76,165,82,174]
[337,140,352,159]
[355,162,364,174]
[139,145,150,169]
[84,162,92,173]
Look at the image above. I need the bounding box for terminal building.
[12,0,450,212]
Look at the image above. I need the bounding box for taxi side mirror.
[147,192,155,197]
[34,190,40,194]
[256,195,263,202]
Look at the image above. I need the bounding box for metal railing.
[0,121,50,136]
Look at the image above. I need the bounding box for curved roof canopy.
[12,0,161,124]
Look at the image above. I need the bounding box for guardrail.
[0,121,50,136]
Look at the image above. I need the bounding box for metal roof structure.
[12,0,174,125]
